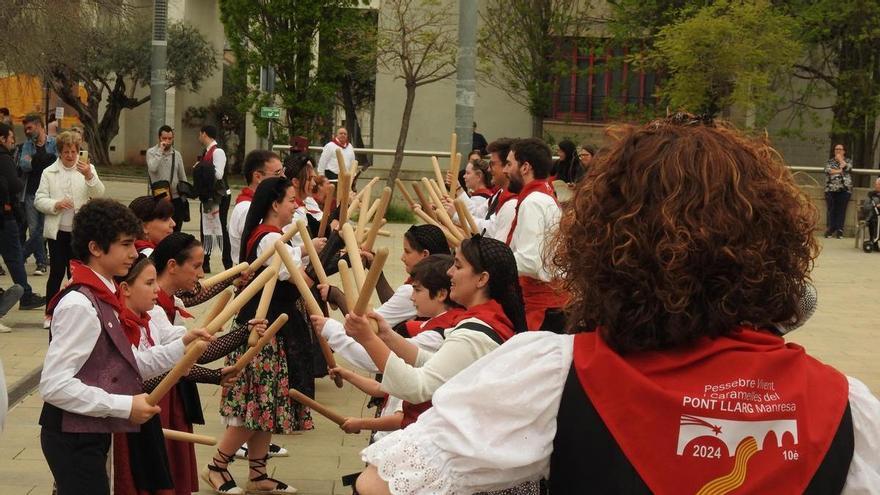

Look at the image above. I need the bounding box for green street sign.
[260,106,281,119]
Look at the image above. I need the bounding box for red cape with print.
[573,328,849,494]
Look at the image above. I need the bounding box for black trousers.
[171,197,188,233]
[324,169,338,180]
[41,428,112,495]
[825,190,851,234]
[47,230,73,306]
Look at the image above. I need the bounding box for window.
[549,40,660,123]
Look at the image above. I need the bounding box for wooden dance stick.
[356,183,372,240]
[296,220,328,285]
[335,148,348,183]
[200,262,249,290]
[362,187,392,252]
[273,240,323,317]
[454,198,479,235]
[247,256,283,346]
[195,287,233,327]
[317,184,336,238]
[356,177,380,200]
[247,228,297,273]
[395,179,416,208]
[422,178,464,239]
[147,340,209,406]
[235,314,288,372]
[162,429,217,446]
[449,130,460,197]
[411,181,435,219]
[340,223,366,288]
[288,389,345,426]
[360,220,389,243]
[338,173,351,225]
[204,267,278,336]
[338,260,357,310]
[412,206,461,246]
[353,247,389,316]
[431,156,448,196]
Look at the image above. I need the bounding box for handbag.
[151,150,196,199]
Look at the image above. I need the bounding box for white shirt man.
[317,127,355,179]
[229,150,283,264]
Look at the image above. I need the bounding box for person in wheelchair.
[861,177,880,252]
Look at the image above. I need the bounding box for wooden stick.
[317,184,335,238]
[335,148,348,181]
[338,260,357,310]
[412,206,461,246]
[338,172,351,224]
[353,247,389,316]
[273,240,323,317]
[411,181,435,219]
[162,429,217,446]
[200,262,249,290]
[248,256,282,346]
[377,229,390,237]
[247,228,297,272]
[431,156,448,196]
[340,223,366,288]
[235,314,288,372]
[422,178,464,239]
[204,267,278,335]
[454,198,479,235]
[296,220,328,285]
[395,179,416,208]
[356,183,372,240]
[147,340,208,406]
[288,389,345,426]
[194,287,233,327]
[362,186,392,252]
[356,177,380,200]
[449,131,461,198]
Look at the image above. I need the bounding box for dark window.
[549,39,660,122]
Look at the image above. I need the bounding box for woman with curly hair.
[353,115,880,495]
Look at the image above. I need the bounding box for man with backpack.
[193,125,231,272]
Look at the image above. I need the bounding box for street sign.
[260,106,281,119]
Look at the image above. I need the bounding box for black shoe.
[0,265,6,276]
[824,230,832,238]
[835,230,843,239]
[19,293,46,310]
[0,284,24,317]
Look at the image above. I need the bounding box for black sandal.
[246,455,297,494]
[200,449,244,494]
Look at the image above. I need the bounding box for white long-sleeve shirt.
[39,269,185,420]
[453,190,489,224]
[508,191,559,281]
[205,140,227,181]
[317,140,355,175]
[229,200,250,264]
[321,317,443,374]
[361,332,880,495]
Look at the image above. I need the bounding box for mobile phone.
[79,150,88,163]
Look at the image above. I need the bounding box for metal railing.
[272,144,452,158]
[789,166,878,176]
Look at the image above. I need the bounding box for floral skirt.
[220,321,313,433]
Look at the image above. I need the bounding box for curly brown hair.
[549,116,819,353]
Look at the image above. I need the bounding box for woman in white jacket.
[35,131,105,306]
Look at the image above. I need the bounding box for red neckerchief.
[236,187,255,205]
[245,223,284,260]
[404,307,468,337]
[117,304,154,347]
[471,187,494,199]
[332,138,349,149]
[506,179,556,245]
[487,187,517,217]
[458,299,515,341]
[156,288,192,323]
[134,239,155,254]
[574,328,849,494]
[47,260,123,317]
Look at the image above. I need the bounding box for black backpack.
[192,161,217,202]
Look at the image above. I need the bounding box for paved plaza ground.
[0,177,878,494]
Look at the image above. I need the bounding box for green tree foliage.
[45,17,216,166]
[479,0,594,137]
[218,0,361,143]
[652,0,801,124]
[377,0,457,185]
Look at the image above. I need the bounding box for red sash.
[156,288,193,323]
[404,308,468,337]
[236,187,255,205]
[506,179,556,245]
[519,276,568,331]
[573,329,849,494]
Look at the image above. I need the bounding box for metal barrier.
[790,166,878,176]
[272,144,452,158]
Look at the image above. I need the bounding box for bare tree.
[377,0,457,185]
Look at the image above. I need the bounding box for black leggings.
[41,429,112,495]
[47,230,73,306]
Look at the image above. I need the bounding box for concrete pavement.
[0,176,878,494]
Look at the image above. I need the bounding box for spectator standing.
[18,114,55,276]
[146,125,189,232]
[35,130,106,311]
[194,125,232,272]
[824,143,853,239]
[0,108,11,125]
[0,122,45,311]
[472,122,488,156]
[317,127,355,180]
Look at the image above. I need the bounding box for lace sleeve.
[198,323,250,364]
[142,364,223,392]
[177,278,234,307]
